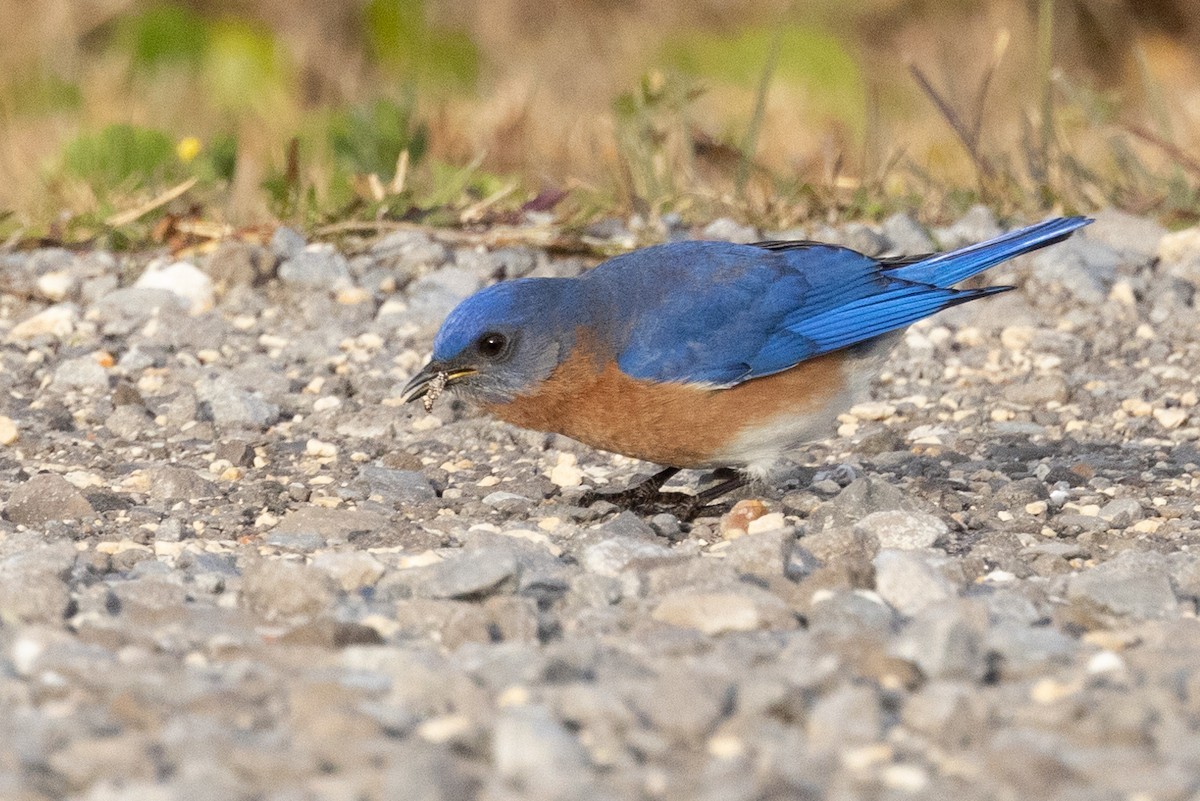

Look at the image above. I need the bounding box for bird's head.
[401,278,577,408]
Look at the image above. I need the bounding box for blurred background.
[1,0,1198,241]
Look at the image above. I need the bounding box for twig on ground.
[105,177,198,227]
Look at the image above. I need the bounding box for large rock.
[1067,551,1179,621]
[873,549,957,616]
[6,473,94,524]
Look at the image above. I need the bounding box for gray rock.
[6,473,94,524]
[807,590,896,637]
[482,491,532,511]
[0,541,76,625]
[144,466,216,501]
[1029,237,1121,305]
[1098,497,1143,526]
[278,245,351,289]
[582,536,671,577]
[404,267,482,326]
[485,247,540,279]
[839,222,889,256]
[269,227,307,262]
[493,704,592,799]
[1168,553,1200,600]
[986,621,1076,678]
[371,230,451,278]
[1067,550,1179,620]
[310,551,385,591]
[806,683,882,750]
[156,518,187,542]
[380,740,474,801]
[1086,208,1166,260]
[109,577,189,622]
[241,560,333,623]
[51,356,109,390]
[722,527,795,577]
[902,681,987,748]
[214,440,254,467]
[873,549,957,616]
[271,508,389,543]
[891,601,988,680]
[623,673,727,742]
[854,510,947,550]
[598,510,658,540]
[652,589,795,635]
[205,240,269,287]
[355,465,437,503]
[94,287,185,330]
[701,217,759,244]
[0,572,71,624]
[882,212,936,254]
[808,476,922,531]
[1002,375,1070,406]
[933,205,1001,249]
[195,375,279,429]
[800,525,878,565]
[264,531,326,550]
[105,404,153,440]
[399,550,520,600]
[647,513,682,540]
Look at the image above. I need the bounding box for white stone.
[305,439,338,458]
[549,453,583,487]
[36,271,75,301]
[747,512,787,535]
[1154,407,1188,429]
[0,416,16,446]
[135,260,215,314]
[849,401,896,421]
[8,303,78,341]
[1086,650,1126,675]
[312,396,341,412]
[1158,226,1200,263]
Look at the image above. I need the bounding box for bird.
[402,216,1091,510]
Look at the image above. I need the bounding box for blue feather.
[604,217,1090,387]
[884,216,1091,287]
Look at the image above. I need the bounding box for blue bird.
[403,216,1090,505]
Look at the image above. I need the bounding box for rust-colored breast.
[483,342,847,468]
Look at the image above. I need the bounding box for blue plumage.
[600,216,1091,386]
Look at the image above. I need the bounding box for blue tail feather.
[886,216,1092,288]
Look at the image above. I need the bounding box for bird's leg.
[578,466,681,509]
[690,474,750,506]
[666,473,750,520]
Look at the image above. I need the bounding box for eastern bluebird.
[403,216,1090,504]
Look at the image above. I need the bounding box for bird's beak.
[400,362,477,406]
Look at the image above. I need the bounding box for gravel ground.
[2,207,1200,800]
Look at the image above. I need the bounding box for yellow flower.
[176,136,203,163]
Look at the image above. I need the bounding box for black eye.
[476,332,509,359]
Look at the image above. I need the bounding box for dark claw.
[578,467,749,522]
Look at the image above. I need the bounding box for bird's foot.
[577,467,681,511]
[579,468,749,521]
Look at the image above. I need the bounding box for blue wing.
[586,217,1089,387]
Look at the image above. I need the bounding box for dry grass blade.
[1122,124,1200,180]
[909,64,995,181]
[104,177,199,227]
[737,25,783,195]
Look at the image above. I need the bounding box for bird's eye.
[476,332,509,359]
